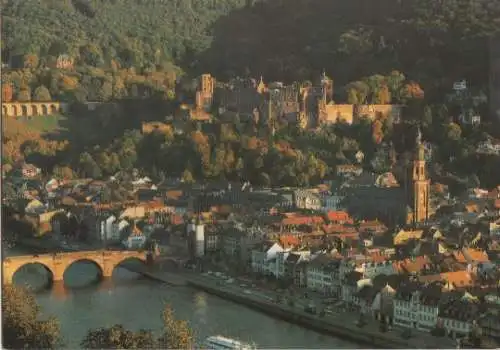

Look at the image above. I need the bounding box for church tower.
[412,129,430,224]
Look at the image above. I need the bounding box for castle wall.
[355,104,403,122]
[323,104,355,124]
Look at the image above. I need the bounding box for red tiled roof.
[279,235,300,248]
[322,224,358,235]
[334,232,359,240]
[281,216,324,226]
[369,254,388,263]
[453,248,490,263]
[359,220,387,232]
[393,256,430,274]
[326,211,351,223]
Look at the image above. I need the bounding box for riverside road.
[7,247,361,349]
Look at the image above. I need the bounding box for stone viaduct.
[3,250,148,285]
[2,102,70,118]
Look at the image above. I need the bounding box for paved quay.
[138,270,456,349]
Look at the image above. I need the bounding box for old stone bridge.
[3,250,149,285]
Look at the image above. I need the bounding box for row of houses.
[248,239,500,339]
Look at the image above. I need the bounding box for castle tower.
[198,74,215,110]
[298,87,310,129]
[201,74,214,95]
[412,128,430,224]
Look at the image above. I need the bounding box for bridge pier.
[102,265,114,279]
[4,273,13,285]
[52,257,66,282]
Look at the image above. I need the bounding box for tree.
[81,305,193,349]
[345,81,369,105]
[98,81,113,101]
[181,169,194,183]
[79,44,104,67]
[386,71,406,102]
[401,82,424,101]
[81,325,156,349]
[48,41,70,57]
[376,84,391,104]
[422,105,433,127]
[53,165,75,179]
[3,285,61,349]
[59,75,79,91]
[258,172,271,187]
[346,88,359,104]
[2,82,13,102]
[79,152,102,178]
[33,85,52,102]
[446,122,462,141]
[23,54,39,69]
[16,87,31,102]
[158,306,194,349]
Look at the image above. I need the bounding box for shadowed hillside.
[195,0,500,99]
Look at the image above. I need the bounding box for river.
[7,249,361,349]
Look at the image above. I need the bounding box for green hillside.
[1,0,247,68]
[2,0,500,99]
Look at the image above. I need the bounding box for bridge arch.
[31,104,39,116]
[12,262,55,287]
[63,258,104,284]
[3,251,150,288]
[50,104,58,114]
[112,256,147,275]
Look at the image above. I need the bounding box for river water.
[7,249,360,349]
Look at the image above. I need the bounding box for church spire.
[257,75,266,94]
[415,127,425,161]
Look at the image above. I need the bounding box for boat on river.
[203,335,256,349]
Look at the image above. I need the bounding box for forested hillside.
[2,0,500,191]
[1,0,246,68]
[3,0,500,99]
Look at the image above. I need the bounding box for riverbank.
[9,239,450,348]
[185,276,407,349]
[124,266,187,287]
[139,270,457,349]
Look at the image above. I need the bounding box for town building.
[392,281,442,332]
[411,129,430,224]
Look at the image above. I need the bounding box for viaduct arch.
[2,102,69,117]
[3,250,148,285]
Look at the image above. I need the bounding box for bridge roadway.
[2,250,149,285]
